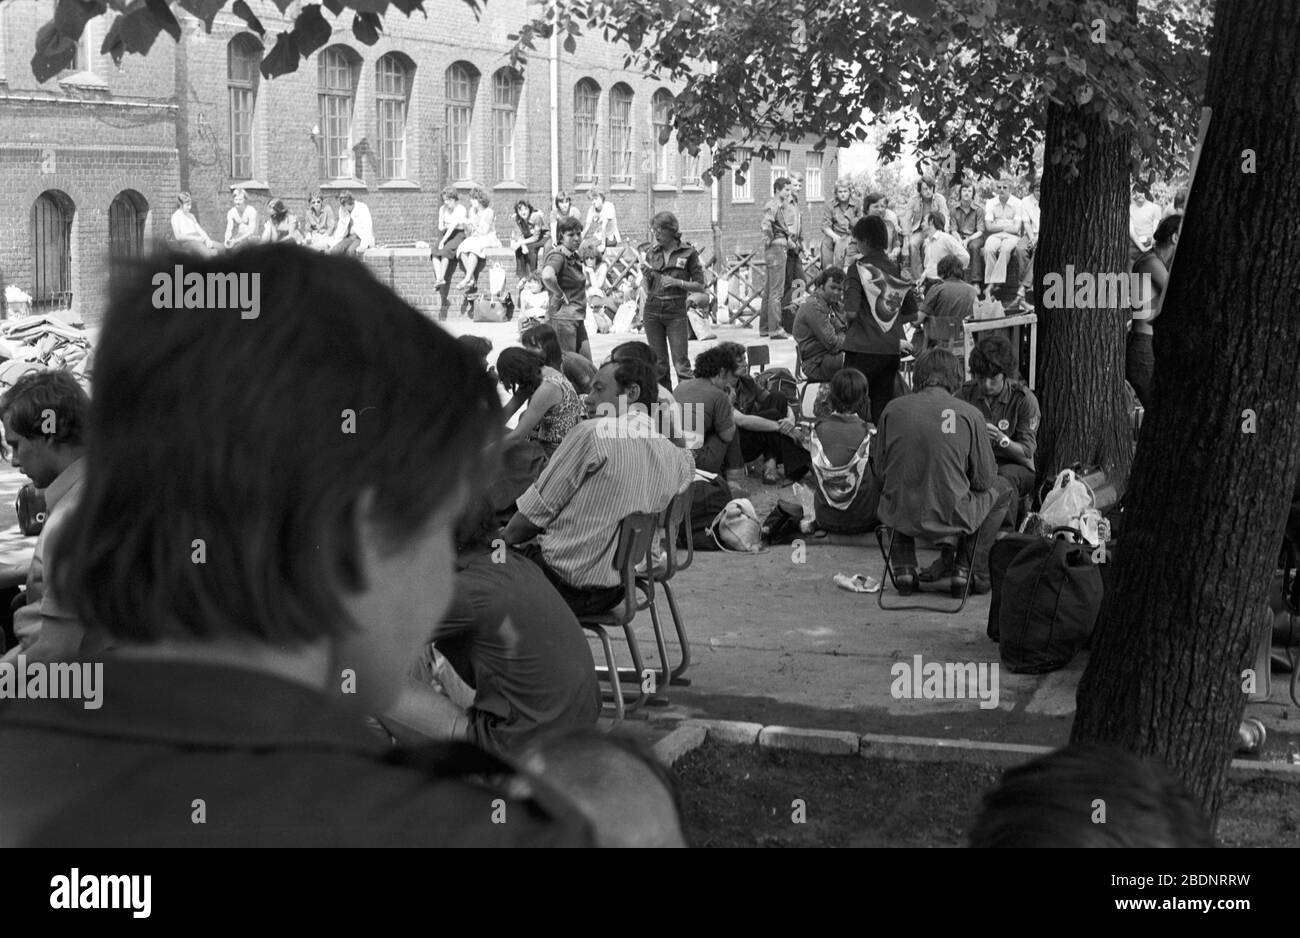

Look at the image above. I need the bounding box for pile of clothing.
[0,314,92,391]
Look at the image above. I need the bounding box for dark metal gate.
[31,192,72,310]
[109,191,146,261]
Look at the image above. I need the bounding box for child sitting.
[517,274,550,335]
[809,368,880,534]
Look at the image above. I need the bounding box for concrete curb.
[672,719,1300,779]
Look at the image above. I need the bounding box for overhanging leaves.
[260,30,300,77]
[289,4,331,56]
[99,1,168,62]
[31,22,78,82]
[352,11,383,44]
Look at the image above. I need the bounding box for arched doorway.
[109,190,149,261]
[31,190,74,311]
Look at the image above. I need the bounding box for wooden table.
[963,311,1038,390]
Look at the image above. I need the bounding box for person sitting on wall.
[792,268,848,382]
[329,193,375,257]
[949,183,986,284]
[456,187,501,291]
[875,348,1014,596]
[223,187,259,250]
[821,182,859,271]
[260,199,303,245]
[170,192,219,257]
[303,192,335,251]
[431,187,469,289]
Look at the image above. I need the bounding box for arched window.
[446,62,479,182]
[608,83,633,186]
[652,89,675,185]
[376,54,412,181]
[491,68,522,184]
[108,190,148,262]
[31,191,74,311]
[318,46,361,180]
[227,34,261,179]
[574,79,600,185]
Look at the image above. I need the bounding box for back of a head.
[51,245,499,645]
[969,744,1214,848]
[520,730,686,847]
[852,215,889,253]
[912,348,963,394]
[0,370,89,448]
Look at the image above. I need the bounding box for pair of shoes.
[769,330,791,340]
[950,565,971,598]
[918,548,956,583]
[893,566,918,596]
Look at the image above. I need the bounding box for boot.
[890,531,918,596]
[919,546,957,583]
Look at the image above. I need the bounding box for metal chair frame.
[875,525,972,614]
[636,486,695,685]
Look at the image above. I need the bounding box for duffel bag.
[986,532,1042,642]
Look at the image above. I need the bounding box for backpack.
[708,498,764,552]
[755,367,799,414]
[996,528,1103,674]
[680,474,734,551]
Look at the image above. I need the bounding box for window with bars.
[228,35,260,180]
[446,62,477,182]
[574,79,600,185]
[682,146,706,188]
[375,54,410,181]
[492,68,521,183]
[651,89,674,184]
[732,148,752,203]
[318,47,358,180]
[805,151,824,201]
[608,84,633,186]
[770,150,790,196]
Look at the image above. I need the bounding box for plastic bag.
[1039,469,1094,532]
[792,482,818,534]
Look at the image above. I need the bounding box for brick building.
[0,0,839,323]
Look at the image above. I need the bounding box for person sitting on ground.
[969,743,1213,847]
[510,200,549,280]
[921,255,978,357]
[223,187,259,250]
[609,341,685,445]
[821,182,859,271]
[502,358,694,617]
[303,192,335,250]
[456,187,500,291]
[904,176,949,280]
[0,244,592,847]
[0,371,88,666]
[379,495,600,755]
[842,215,919,424]
[517,273,551,330]
[456,334,495,384]
[260,199,303,245]
[170,192,219,256]
[541,215,592,361]
[431,187,469,287]
[981,177,1024,301]
[918,211,970,294]
[329,193,375,257]
[717,342,811,487]
[521,323,596,396]
[792,267,848,382]
[875,348,1014,596]
[496,347,585,460]
[1129,213,1182,410]
[672,346,740,473]
[810,368,879,535]
[949,183,985,284]
[520,729,688,847]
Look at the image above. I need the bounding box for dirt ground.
[674,741,1300,848]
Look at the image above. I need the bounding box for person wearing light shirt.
[981,178,1024,299]
[919,212,970,291]
[329,193,374,256]
[223,188,259,249]
[170,192,219,257]
[1129,186,1162,265]
[1015,189,1041,306]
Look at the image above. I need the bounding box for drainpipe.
[549,31,559,200]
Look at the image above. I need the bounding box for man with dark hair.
[672,346,739,474]
[503,358,693,616]
[1129,213,1182,409]
[969,744,1214,847]
[715,342,811,486]
[920,255,978,363]
[0,371,88,665]
[918,210,970,293]
[953,334,1041,536]
[949,183,985,283]
[0,245,591,847]
[792,267,848,381]
[542,215,592,360]
[760,176,802,339]
[874,348,1014,595]
[328,192,374,257]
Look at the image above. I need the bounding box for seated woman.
[456,187,500,291]
[810,368,879,534]
[170,192,219,257]
[793,268,847,382]
[510,200,549,280]
[496,347,585,459]
[520,323,596,396]
[260,199,303,244]
[516,273,551,332]
[431,187,469,287]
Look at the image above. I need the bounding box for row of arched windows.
[26,190,148,310]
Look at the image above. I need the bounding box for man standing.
[760,176,803,339]
[1128,185,1162,266]
[1129,213,1182,409]
[329,193,375,257]
[981,177,1024,300]
[0,372,88,664]
[821,183,858,270]
[949,184,985,284]
[541,216,592,361]
[503,358,693,616]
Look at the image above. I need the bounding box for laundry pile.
[0,314,92,391]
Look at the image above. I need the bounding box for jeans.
[726,429,811,481]
[643,301,693,390]
[762,245,803,334]
[329,234,361,257]
[889,475,1015,582]
[842,350,900,425]
[516,542,624,618]
[1126,331,1154,409]
[997,462,1037,528]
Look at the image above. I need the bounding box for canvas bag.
[997,528,1103,674]
[708,498,765,553]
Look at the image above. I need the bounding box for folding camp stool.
[875,526,973,613]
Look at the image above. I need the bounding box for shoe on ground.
[769,330,791,340]
[893,566,918,596]
[950,565,971,598]
[970,575,991,595]
[918,550,956,583]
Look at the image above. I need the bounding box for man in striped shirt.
[504,358,694,616]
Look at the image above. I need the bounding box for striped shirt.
[517,411,694,588]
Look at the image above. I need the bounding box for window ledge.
[452,180,481,190]
[321,179,369,191]
[681,184,707,193]
[651,183,678,193]
[572,182,594,192]
[230,179,270,192]
[58,71,108,91]
[377,180,420,190]
[732,198,754,205]
[493,181,527,191]
[610,183,635,192]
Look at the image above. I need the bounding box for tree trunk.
[1071,0,1300,823]
[1033,105,1134,490]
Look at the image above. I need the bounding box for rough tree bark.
[1071,0,1300,823]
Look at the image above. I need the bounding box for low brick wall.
[364,246,517,320]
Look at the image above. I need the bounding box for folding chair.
[579,511,660,722]
[636,487,695,685]
[875,526,972,613]
[745,344,771,375]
